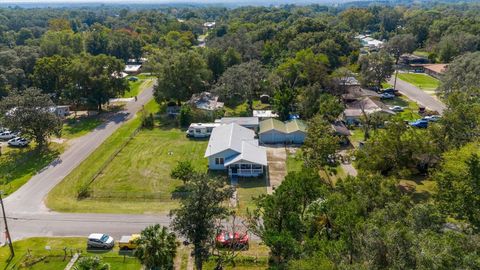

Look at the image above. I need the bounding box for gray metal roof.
[220,117,259,126]
[205,123,267,166]
[204,123,256,157]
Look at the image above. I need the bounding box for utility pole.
[0,191,14,257]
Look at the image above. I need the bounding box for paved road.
[389,77,446,114]
[1,82,168,241]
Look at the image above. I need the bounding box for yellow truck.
[118,234,140,250]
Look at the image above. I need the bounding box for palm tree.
[74,256,109,270]
[134,224,178,270]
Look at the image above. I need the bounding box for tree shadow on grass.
[0,147,61,195]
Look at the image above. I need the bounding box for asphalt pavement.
[389,76,446,114]
[1,82,169,241]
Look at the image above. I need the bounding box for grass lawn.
[123,74,155,98]
[286,148,303,173]
[224,100,270,117]
[0,143,64,196]
[382,96,421,121]
[47,100,210,214]
[62,117,104,139]
[236,177,267,216]
[397,73,440,90]
[399,179,437,202]
[0,237,141,270]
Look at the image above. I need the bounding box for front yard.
[0,143,64,196]
[382,95,421,121]
[0,237,270,270]
[397,73,440,91]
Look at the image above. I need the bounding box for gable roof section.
[224,141,268,166]
[259,118,286,134]
[204,123,256,157]
[285,119,307,133]
[220,117,259,126]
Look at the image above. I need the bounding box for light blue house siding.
[207,149,239,170]
[286,131,306,144]
[259,130,287,144]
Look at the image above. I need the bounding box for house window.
[215,158,224,165]
[241,164,251,169]
[252,164,262,170]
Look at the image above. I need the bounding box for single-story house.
[253,110,279,120]
[205,123,267,177]
[342,86,380,103]
[356,34,384,51]
[331,121,351,145]
[343,97,394,125]
[259,119,307,144]
[399,54,429,66]
[219,117,259,131]
[204,21,216,28]
[423,64,448,79]
[124,64,142,74]
[188,92,224,111]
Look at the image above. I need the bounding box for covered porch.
[227,163,264,177]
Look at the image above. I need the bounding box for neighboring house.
[188,92,224,111]
[205,123,267,177]
[355,34,384,51]
[220,117,259,130]
[331,121,351,145]
[187,123,221,138]
[259,118,307,144]
[124,64,142,74]
[399,54,429,66]
[48,105,70,118]
[203,21,216,29]
[253,110,279,120]
[423,64,448,79]
[343,97,394,125]
[342,86,380,103]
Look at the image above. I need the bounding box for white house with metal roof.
[204,123,267,177]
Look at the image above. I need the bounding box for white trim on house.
[204,123,267,177]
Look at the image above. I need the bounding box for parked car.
[87,233,115,249]
[215,231,249,249]
[382,88,401,96]
[389,106,404,112]
[0,131,17,140]
[128,76,139,82]
[423,115,441,122]
[118,234,140,250]
[409,119,428,128]
[380,93,395,99]
[7,137,29,147]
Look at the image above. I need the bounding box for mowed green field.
[47,125,208,213]
[397,73,440,90]
[47,99,210,213]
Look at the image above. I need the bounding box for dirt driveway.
[266,145,287,194]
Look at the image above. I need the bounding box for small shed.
[285,119,307,144]
[258,118,287,144]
